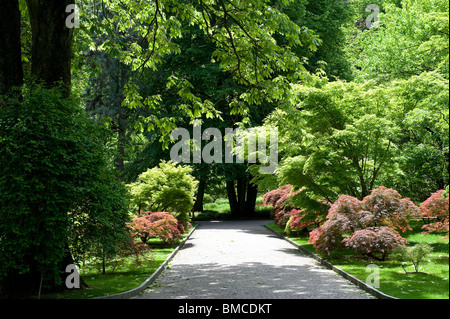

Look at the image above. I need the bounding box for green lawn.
[267,220,449,299]
[42,232,193,299]
[195,197,272,221]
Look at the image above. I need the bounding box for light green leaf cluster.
[348,0,449,83]
[76,0,318,137]
[128,160,199,215]
[258,67,448,210]
[394,243,434,273]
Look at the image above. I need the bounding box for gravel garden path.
[137,220,374,299]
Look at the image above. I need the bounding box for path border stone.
[94,224,198,300]
[264,224,398,300]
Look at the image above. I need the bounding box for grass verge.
[266,220,449,299]
[195,197,272,221]
[42,229,195,299]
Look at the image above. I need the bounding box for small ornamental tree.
[343,227,408,261]
[273,210,292,229]
[394,244,434,274]
[264,184,327,232]
[286,209,322,236]
[263,185,294,229]
[263,185,293,208]
[362,186,420,232]
[128,212,182,245]
[309,187,419,258]
[128,161,198,229]
[420,189,449,238]
[116,233,153,268]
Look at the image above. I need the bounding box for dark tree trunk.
[227,176,258,218]
[58,243,89,290]
[237,178,247,214]
[227,181,240,217]
[25,0,73,96]
[193,180,207,213]
[245,178,258,216]
[0,0,24,97]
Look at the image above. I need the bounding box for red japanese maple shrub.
[287,209,319,235]
[264,185,327,232]
[263,185,293,207]
[362,186,419,232]
[309,187,419,258]
[343,227,408,261]
[273,210,292,229]
[129,212,182,245]
[420,189,449,238]
[309,223,343,255]
[263,185,296,228]
[309,195,367,254]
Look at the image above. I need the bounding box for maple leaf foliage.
[420,189,449,238]
[309,186,420,258]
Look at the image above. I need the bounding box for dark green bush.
[0,84,129,297]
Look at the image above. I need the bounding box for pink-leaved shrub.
[309,187,420,259]
[420,189,449,238]
[128,212,183,245]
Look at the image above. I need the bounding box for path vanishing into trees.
[137,220,374,299]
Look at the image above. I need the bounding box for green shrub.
[0,84,130,296]
[128,161,198,228]
[203,194,214,204]
[394,244,434,274]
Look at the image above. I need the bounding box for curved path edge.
[263,225,398,300]
[93,224,199,300]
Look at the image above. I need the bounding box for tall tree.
[0,0,322,298]
[25,0,74,95]
[0,0,24,96]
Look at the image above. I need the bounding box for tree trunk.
[0,0,24,97]
[237,178,247,214]
[193,180,207,213]
[227,176,258,218]
[102,249,106,276]
[25,0,73,96]
[58,243,89,290]
[226,181,240,217]
[245,178,258,217]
